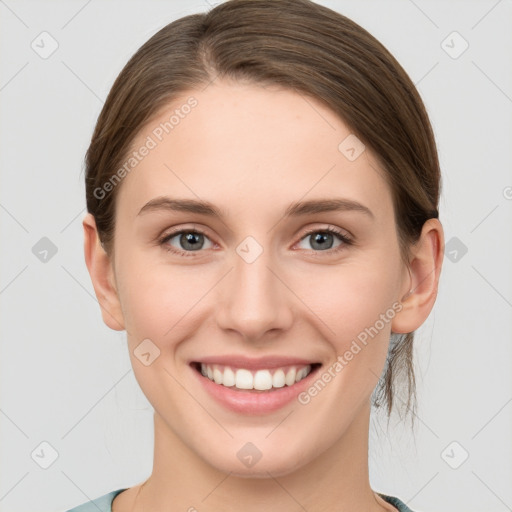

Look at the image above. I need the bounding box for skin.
[83,80,444,512]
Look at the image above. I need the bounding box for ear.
[391,218,444,334]
[83,213,125,331]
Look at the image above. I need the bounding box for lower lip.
[191,364,321,415]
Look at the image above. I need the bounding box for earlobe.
[82,213,125,331]
[391,218,444,334]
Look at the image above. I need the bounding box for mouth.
[190,361,322,393]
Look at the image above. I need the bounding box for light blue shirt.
[65,488,416,511]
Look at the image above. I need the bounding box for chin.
[206,447,309,479]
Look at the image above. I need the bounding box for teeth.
[213,367,223,384]
[296,367,308,382]
[285,367,296,386]
[272,369,285,388]
[223,367,236,387]
[199,363,313,391]
[235,369,253,389]
[253,369,273,390]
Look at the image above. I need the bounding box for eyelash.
[158,226,353,258]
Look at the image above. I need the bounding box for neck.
[127,403,393,512]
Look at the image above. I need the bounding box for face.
[104,80,411,476]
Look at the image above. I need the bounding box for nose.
[215,244,294,342]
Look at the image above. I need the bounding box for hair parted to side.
[84,0,441,423]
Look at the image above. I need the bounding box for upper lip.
[191,355,320,370]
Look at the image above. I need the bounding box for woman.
[70,0,444,510]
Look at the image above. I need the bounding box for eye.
[158,225,352,258]
[296,226,352,253]
[159,229,214,257]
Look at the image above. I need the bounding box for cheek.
[301,257,401,344]
[114,250,189,341]
[296,263,401,411]
[116,261,199,407]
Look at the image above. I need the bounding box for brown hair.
[84,0,441,423]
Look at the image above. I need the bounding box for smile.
[197,362,316,391]
[190,357,322,414]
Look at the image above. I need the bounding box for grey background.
[1,1,511,511]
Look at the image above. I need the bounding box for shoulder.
[64,489,127,512]
[377,492,416,512]
[64,489,413,512]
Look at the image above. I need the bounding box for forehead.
[115,81,392,224]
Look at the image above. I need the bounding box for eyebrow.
[137,196,374,220]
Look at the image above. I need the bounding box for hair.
[84,0,441,424]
